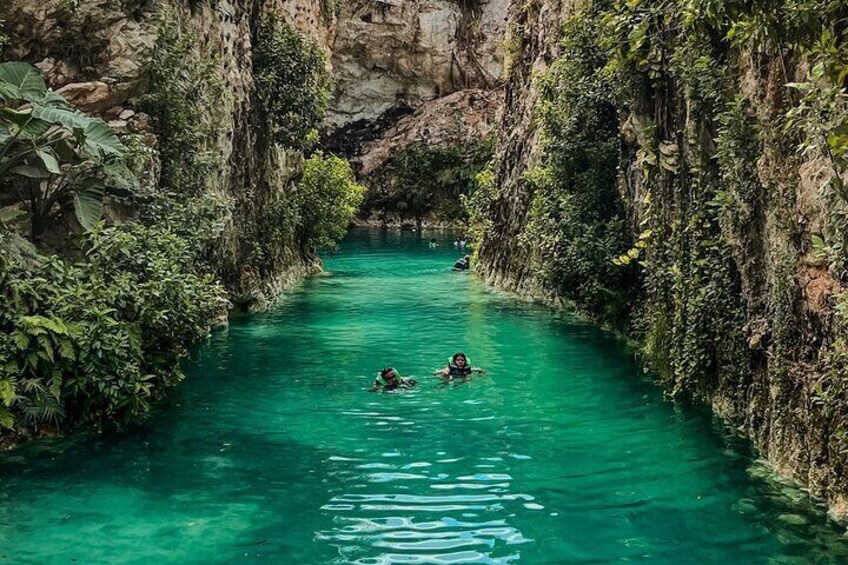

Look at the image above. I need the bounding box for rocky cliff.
[327,0,506,129]
[476,0,848,518]
[1,0,336,306]
[322,0,507,226]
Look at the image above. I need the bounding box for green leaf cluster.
[296,153,365,252]
[0,62,134,237]
[373,141,493,223]
[521,2,634,326]
[253,15,330,151]
[138,11,227,196]
[0,222,227,435]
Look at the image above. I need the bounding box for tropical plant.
[253,15,330,151]
[0,62,133,237]
[296,153,365,252]
[138,12,226,196]
[0,223,227,435]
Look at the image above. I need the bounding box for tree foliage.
[138,12,226,196]
[0,226,226,435]
[254,15,330,151]
[523,5,633,325]
[296,153,365,252]
[0,62,134,237]
[373,141,493,222]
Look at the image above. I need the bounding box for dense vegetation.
[0,62,132,237]
[297,153,365,252]
[471,0,848,400]
[0,11,363,440]
[522,6,633,323]
[368,141,493,224]
[254,15,330,152]
[0,227,226,433]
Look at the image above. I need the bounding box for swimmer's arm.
[432,368,449,376]
[369,381,382,392]
[472,367,487,375]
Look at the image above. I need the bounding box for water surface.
[2,229,847,564]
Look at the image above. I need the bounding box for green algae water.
[2,229,848,564]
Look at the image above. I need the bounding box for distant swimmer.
[433,352,486,379]
[453,254,471,271]
[370,367,418,392]
[429,238,439,249]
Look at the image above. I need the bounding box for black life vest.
[448,363,472,376]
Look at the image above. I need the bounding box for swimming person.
[429,238,439,249]
[433,352,486,379]
[370,367,417,392]
[453,255,471,271]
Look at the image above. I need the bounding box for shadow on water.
[1,229,848,564]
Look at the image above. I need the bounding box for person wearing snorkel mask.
[370,367,417,392]
[433,352,486,379]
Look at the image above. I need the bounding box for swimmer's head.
[452,353,468,367]
[380,367,399,380]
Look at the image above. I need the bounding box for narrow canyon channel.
[2,230,847,564]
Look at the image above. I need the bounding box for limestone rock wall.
[1,0,335,306]
[355,88,499,176]
[477,0,848,518]
[327,0,507,129]
[476,0,565,298]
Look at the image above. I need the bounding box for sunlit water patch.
[1,229,848,564]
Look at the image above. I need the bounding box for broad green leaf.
[0,106,33,128]
[84,120,125,157]
[10,164,51,179]
[16,118,53,141]
[0,81,18,101]
[73,178,105,231]
[0,62,47,102]
[41,91,68,107]
[37,149,60,174]
[0,108,52,140]
[32,104,89,131]
[50,378,61,400]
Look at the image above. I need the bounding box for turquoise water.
[2,229,848,564]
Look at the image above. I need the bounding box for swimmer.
[370,367,418,392]
[433,352,486,379]
[452,255,471,271]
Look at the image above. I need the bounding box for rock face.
[476,0,565,299]
[477,0,848,518]
[356,88,499,176]
[324,0,507,225]
[327,0,507,129]
[1,0,336,305]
